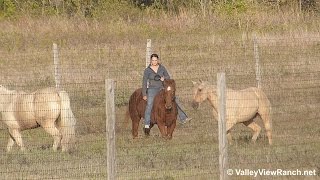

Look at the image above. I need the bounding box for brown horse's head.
[163,79,176,110]
[191,80,209,109]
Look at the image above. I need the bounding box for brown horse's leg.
[243,120,261,143]
[167,122,176,140]
[132,119,140,138]
[157,122,167,138]
[8,129,25,151]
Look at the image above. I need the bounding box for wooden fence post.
[217,73,229,180]
[253,35,262,89]
[53,43,61,90]
[146,39,152,68]
[106,79,116,180]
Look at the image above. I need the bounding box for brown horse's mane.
[153,79,176,103]
[164,79,176,89]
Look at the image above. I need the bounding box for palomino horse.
[192,80,272,145]
[127,79,178,139]
[0,85,76,152]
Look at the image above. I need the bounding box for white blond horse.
[0,85,76,152]
[192,80,272,145]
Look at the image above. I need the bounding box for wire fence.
[0,35,319,179]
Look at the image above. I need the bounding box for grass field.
[0,4,320,179]
[0,35,319,179]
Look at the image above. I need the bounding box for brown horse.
[127,79,178,139]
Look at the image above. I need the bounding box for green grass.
[0,5,320,179]
[1,36,320,179]
[0,129,107,179]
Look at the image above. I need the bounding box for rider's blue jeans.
[144,88,161,126]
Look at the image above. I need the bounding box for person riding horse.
[142,53,191,135]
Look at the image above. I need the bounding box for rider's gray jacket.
[142,64,170,97]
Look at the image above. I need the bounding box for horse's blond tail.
[58,91,76,152]
[254,88,272,145]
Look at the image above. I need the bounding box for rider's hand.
[143,96,147,101]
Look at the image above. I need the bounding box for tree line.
[0,0,318,18]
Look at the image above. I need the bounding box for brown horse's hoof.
[161,136,168,140]
[144,128,150,136]
[161,135,172,140]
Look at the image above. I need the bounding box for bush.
[214,0,250,15]
[0,0,16,18]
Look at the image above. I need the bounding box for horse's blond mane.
[198,81,217,94]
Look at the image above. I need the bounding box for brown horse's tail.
[254,88,272,145]
[58,91,77,152]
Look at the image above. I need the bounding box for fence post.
[105,79,116,180]
[53,43,61,90]
[217,73,229,180]
[253,35,262,89]
[146,39,152,68]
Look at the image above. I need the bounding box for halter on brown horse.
[127,79,178,139]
